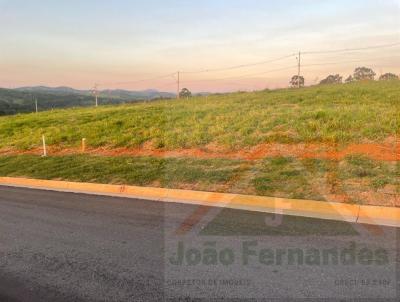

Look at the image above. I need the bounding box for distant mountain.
[15,86,176,100]
[0,86,176,116]
[15,86,83,95]
[99,89,175,100]
[194,92,212,96]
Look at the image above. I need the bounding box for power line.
[303,42,400,55]
[98,72,177,86]
[218,65,298,80]
[180,65,298,84]
[154,81,177,88]
[180,42,399,76]
[301,56,400,68]
[179,55,398,84]
[181,54,296,74]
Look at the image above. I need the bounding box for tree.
[179,88,192,98]
[290,75,305,88]
[379,73,399,81]
[353,67,376,81]
[345,75,353,83]
[319,74,342,85]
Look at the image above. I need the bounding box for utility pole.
[177,71,180,99]
[93,84,99,107]
[35,97,38,114]
[297,51,301,88]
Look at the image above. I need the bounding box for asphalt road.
[0,185,398,301]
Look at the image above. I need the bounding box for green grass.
[0,81,399,151]
[252,157,328,200]
[0,155,397,205]
[253,155,399,203]
[0,155,243,191]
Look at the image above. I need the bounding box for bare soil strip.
[1,142,398,161]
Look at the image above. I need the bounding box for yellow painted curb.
[231,194,361,223]
[0,177,399,227]
[357,205,400,228]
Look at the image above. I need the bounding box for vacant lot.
[0,81,398,206]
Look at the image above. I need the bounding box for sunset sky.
[0,0,399,92]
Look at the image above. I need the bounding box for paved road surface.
[0,186,398,301]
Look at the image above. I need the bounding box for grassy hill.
[0,81,398,151]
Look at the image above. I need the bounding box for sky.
[0,0,399,92]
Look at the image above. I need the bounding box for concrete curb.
[0,177,399,228]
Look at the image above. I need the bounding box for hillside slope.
[0,81,398,152]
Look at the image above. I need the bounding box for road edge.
[0,177,399,228]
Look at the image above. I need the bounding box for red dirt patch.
[0,141,398,161]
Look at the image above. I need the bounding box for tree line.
[290,67,399,88]
[179,66,398,98]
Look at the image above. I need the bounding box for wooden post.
[81,138,86,153]
[42,135,47,157]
